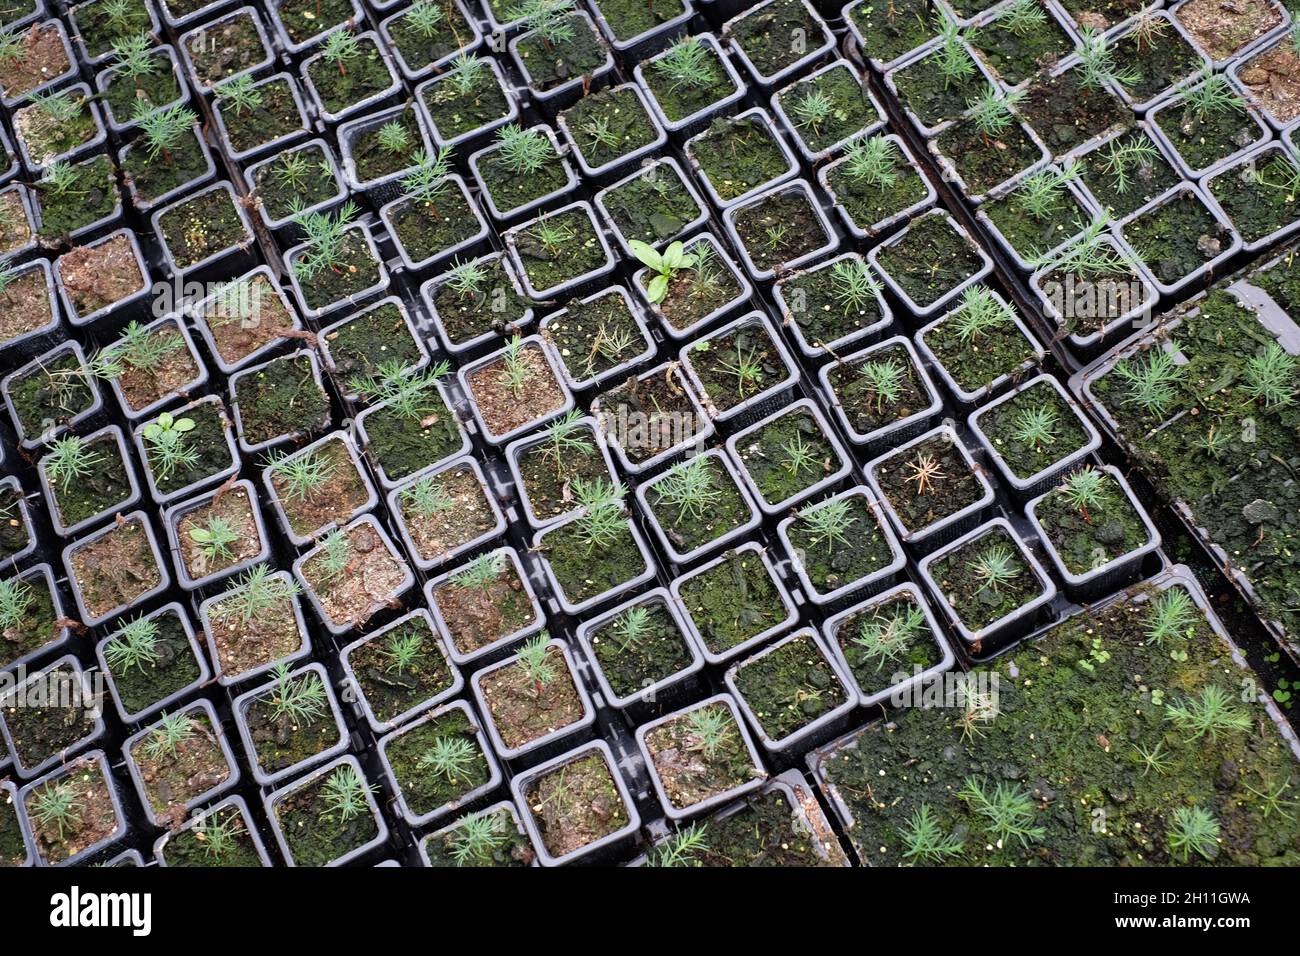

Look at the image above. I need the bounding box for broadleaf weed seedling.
[141,412,199,482]
[629,239,696,304]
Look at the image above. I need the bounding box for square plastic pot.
[379,173,491,272]
[506,415,619,529]
[470,637,597,763]
[1119,182,1243,297]
[199,569,312,687]
[817,334,943,449]
[0,563,70,675]
[300,31,402,124]
[556,82,669,180]
[352,378,473,490]
[176,7,275,90]
[635,447,763,566]
[133,394,240,506]
[154,795,272,866]
[724,397,853,516]
[723,178,841,281]
[468,124,578,224]
[0,257,58,358]
[418,799,536,867]
[821,581,956,708]
[0,20,76,108]
[509,740,640,866]
[722,0,835,89]
[590,0,694,54]
[629,231,752,341]
[37,423,141,539]
[2,340,105,449]
[244,138,348,232]
[533,513,658,616]
[264,755,390,867]
[416,58,520,150]
[380,0,484,82]
[1,778,32,866]
[56,228,152,329]
[62,511,171,628]
[421,251,535,357]
[211,72,310,164]
[158,0,238,30]
[0,654,105,779]
[817,132,937,240]
[426,546,546,667]
[94,602,211,725]
[17,751,125,866]
[591,360,717,475]
[119,123,218,214]
[233,661,350,787]
[389,455,505,570]
[285,221,391,319]
[635,693,767,820]
[772,251,894,360]
[0,476,38,571]
[1201,141,1300,253]
[1146,83,1273,181]
[1108,11,1209,112]
[339,608,465,735]
[457,333,576,447]
[267,0,362,52]
[106,315,208,420]
[508,11,615,108]
[975,170,1097,275]
[684,106,799,210]
[633,32,747,138]
[163,477,273,590]
[916,516,1059,648]
[915,289,1047,405]
[291,514,415,636]
[867,209,995,319]
[1170,0,1291,68]
[337,103,436,199]
[882,35,999,137]
[123,699,241,827]
[928,113,1052,205]
[188,266,303,376]
[318,297,430,402]
[11,82,106,172]
[771,59,886,162]
[679,310,801,427]
[538,286,657,392]
[94,46,192,133]
[150,180,255,279]
[229,349,332,456]
[503,201,617,301]
[594,156,711,257]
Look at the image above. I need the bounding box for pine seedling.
[372,121,409,156]
[1114,348,1184,418]
[572,476,626,551]
[969,544,1020,594]
[654,456,721,523]
[900,804,965,864]
[319,765,373,822]
[1145,588,1197,646]
[646,823,709,867]
[349,360,451,423]
[1011,403,1059,451]
[609,605,652,653]
[1014,161,1078,220]
[1242,342,1297,408]
[405,0,446,38]
[858,356,906,413]
[517,634,556,689]
[503,0,574,45]
[541,410,594,475]
[143,711,196,761]
[1077,26,1140,89]
[853,603,926,672]
[789,87,834,134]
[401,146,454,207]
[218,563,301,625]
[1165,684,1253,741]
[43,435,103,494]
[321,29,361,74]
[830,259,881,316]
[196,813,245,861]
[958,776,1045,847]
[448,810,509,865]
[780,432,818,478]
[1243,776,1298,820]
[446,52,485,95]
[106,320,183,374]
[218,73,263,115]
[418,736,477,782]
[0,577,33,633]
[291,200,359,282]
[629,239,696,304]
[903,452,946,495]
[29,89,83,125]
[401,475,455,518]
[103,0,142,33]
[30,782,81,841]
[935,11,974,88]
[141,412,199,482]
[452,552,504,591]
[1166,805,1220,861]
[1060,467,1107,519]
[1196,422,1232,461]
[494,123,552,174]
[445,258,487,298]
[968,85,1023,137]
[103,614,160,674]
[579,115,619,151]
[383,630,424,675]
[110,32,159,84]
[0,29,21,65]
[269,662,328,724]
[137,102,197,160]
[715,342,765,397]
[531,217,575,257]
[951,286,1012,344]
[652,36,717,91]
[1099,136,1160,195]
[998,0,1046,36]
[1180,68,1244,118]
[842,135,899,187]
[798,497,857,552]
[314,529,352,585]
[1134,740,1172,777]
[685,705,733,758]
[498,335,534,397]
[189,516,240,562]
[764,224,787,250]
[266,447,336,503]
[40,161,84,199]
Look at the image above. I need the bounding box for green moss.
[934,116,1043,196]
[1020,67,1131,157]
[1078,128,1179,220]
[658,787,842,866]
[731,633,848,742]
[679,548,788,655]
[348,617,454,724]
[36,154,117,239]
[243,673,341,776]
[47,432,131,527]
[892,45,984,128]
[477,137,567,214]
[923,303,1038,396]
[982,180,1090,264]
[514,13,604,91]
[735,406,841,508]
[689,113,789,203]
[421,68,510,141]
[158,188,248,268]
[7,351,96,438]
[1209,152,1300,245]
[385,708,491,817]
[234,354,329,447]
[732,188,829,273]
[102,55,182,123]
[846,0,937,65]
[785,492,896,595]
[365,398,462,481]
[1154,99,1260,174]
[778,259,886,350]
[976,379,1091,481]
[1122,191,1229,288]
[780,63,879,154]
[123,128,209,205]
[541,519,646,606]
[559,84,657,169]
[592,0,684,41]
[388,0,472,72]
[875,214,983,309]
[929,525,1042,631]
[589,599,694,699]
[306,37,392,115]
[1114,25,1201,103]
[601,162,701,247]
[217,76,302,155]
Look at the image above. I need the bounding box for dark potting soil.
[689,113,790,203]
[433,563,537,655]
[68,517,161,619]
[175,486,263,581]
[388,0,473,72]
[560,85,657,169]
[924,306,1038,396]
[0,486,31,561]
[969,9,1072,87]
[145,400,233,496]
[301,523,408,631]
[1209,154,1300,245]
[364,394,463,482]
[826,140,930,232]
[234,354,330,447]
[781,62,878,154]
[1252,252,1300,318]
[349,617,455,724]
[983,183,1090,264]
[826,343,931,437]
[1114,24,1201,104]
[243,672,341,776]
[75,0,153,60]
[422,805,534,866]
[277,0,354,46]
[350,111,423,184]
[642,42,736,122]
[733,189,828,273]
[601,163,702,247]
[433,258,531,347]
[1122,191,1229,287]
[875,214,982,309]
[593,0,685,41]
[541,518,646,606]
[599,368,700,464]
[647,240,742,332]
[219,78,302,155]
[466,343,566,437]
[165,0,219,19]
[325,302,422,384]
[873,432,985,535]
[728,0,823,77]
[47,432,131,528]
[399,466,497,561]
[646,455,751,554]
[4,666,97,768]
[208,583,303,680]
[0,573,58,670]
[162,804,263,866]
[253,143,339,222]
[308,37,394,116]
[679,548,788,655]
[527,750,630,859]
[1020,68,1131,158]
[778,260,885,349]
[0,0,35,23]
[15,93,97,161]
[36,154,118,238]
[664,786,843,866]
[945,0,1000,14]
[735,406,841,507]
[7,350,95,438]
[0,269,52,346]
[394,189,481,265]
[132,708,230,819]
[184,12,267,85]
[687,318,786,414]
[157,188,248,269]
[833,593,940,698]
[820,580,1300,865]
[386,708,491,814]
[517,424,611,523]
[123,128,210,204]
[588,598,693,699]
[513,13,605,92]
[422,68,511,141]
[0,24,70,100]
[645,702,760,810]
[1,787,26,866]
[105,611,201,716]
[545,290,644,384]
[480,645,585,750]
[26,760,118,865]
[892,46,984,128]
[786,492,896,595]
[846,0,937,65]
[275,769,379,866]
[731,632,848,742]
[1035,474,1151,575]
[102,57,182,123]
[977,378,1091,481]
[1154,99,1260,173]
[477,138,568,215]
[1056,0,1148,29]
[512,208,607,293]
[935,117,1043,196]
[294,230,383,311]
[929,526,1041,631]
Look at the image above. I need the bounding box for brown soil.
[0,190,32,254]
[118,327,199,411]
[399,466,496,562]
[271,438,370,538]
[58,234,146,319]
[176,485,263,582]
[467,345,566,436]
[480,646,584,750]
[1238,44,1300,123]
[199,274,297,366]
[435,569,536,655]
[27,757,119,864]
[132,710,230,827]
[303,522,407,631]
[0,269,52,342]
[210,588,303,679]
[644,703,762,810]
[1176,0,1283,61]
[527,751,629,859]
[68,517,162,620]
[0,24,71,101]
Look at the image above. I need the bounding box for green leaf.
[647,273,669,304]
[627,238,664,273]
[661,240,687,271]
[172,417,196,433]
